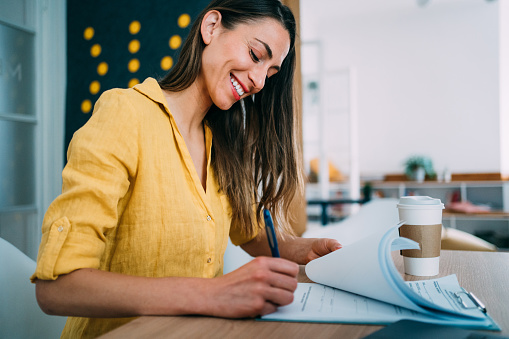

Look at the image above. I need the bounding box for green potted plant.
[404,156,436,182]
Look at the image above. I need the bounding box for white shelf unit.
[306,181,509,249]
[371,181,509,212]
[301,40,360,205]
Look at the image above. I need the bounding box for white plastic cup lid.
[397,196,444,209]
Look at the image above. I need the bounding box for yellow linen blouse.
[31,78,258,338]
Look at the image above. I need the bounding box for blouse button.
[57,226,64,232]
[206,215,212,221]
[207,258,212,263]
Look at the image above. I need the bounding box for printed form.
[261,225,497,330]
[263,276,486,325]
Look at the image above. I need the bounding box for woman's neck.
[162,81,211,135]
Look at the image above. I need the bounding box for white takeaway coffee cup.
[397,196,444,276]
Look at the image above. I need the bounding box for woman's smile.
[199,16,290,110]
[230,73,247,100]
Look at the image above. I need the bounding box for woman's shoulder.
[102,79,165,113]
[95,86,142,108]
[92,81,159,116]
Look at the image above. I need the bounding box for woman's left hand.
[241,232,342,265]
[277,237,342,265]
[302,238,342,264]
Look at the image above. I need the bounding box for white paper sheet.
[305,224,424,313]
[261,223,499,330]
[261,276,498,330]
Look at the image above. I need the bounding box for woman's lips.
[231,84,240,100]
[230,74,246,100]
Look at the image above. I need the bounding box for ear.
[200,10,222,45]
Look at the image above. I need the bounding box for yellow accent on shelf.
[309,158,344,182]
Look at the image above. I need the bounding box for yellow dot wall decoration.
[90,43,102,57]
[83,27,94,40]
[66,0,210,151]
[128,39,140,54]
[169,35,182,50]
[178,14,191,28]
[160,56,173,71]
[97,62,108,76]
[129,20,141,35]
[128,78,140,88]
[81,99,92,114]
[89,81,100,95]
[128,58,140,73]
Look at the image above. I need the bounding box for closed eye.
[250,49,260,62]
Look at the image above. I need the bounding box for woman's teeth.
[230,76,245,96]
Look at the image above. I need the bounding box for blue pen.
[263,208,280,258]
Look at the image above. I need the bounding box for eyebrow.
[254,38,281,72]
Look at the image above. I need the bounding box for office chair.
[0,237,67,338]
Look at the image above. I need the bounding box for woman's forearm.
[35,268,209,317]
[35,257,299,319]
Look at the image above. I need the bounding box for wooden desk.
[99,251,509,338]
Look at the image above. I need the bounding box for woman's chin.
[213,98,237,111]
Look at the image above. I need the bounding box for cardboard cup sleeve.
[400,224,441,258]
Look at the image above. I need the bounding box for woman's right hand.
[204,256,299,318]
[35,257,298,319]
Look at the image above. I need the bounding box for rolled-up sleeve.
[31,89,139,282]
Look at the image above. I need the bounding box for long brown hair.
[159,0,302,238]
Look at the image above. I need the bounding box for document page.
[261,279,498,330]
[305,225,424,314]
[261,223,499,330]
[404,275,485,319]
[261,283,421,324]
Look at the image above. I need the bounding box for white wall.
[37,0,66,217]
[301,0,506,178]
[0,0,65,259]
[500,0,509,176]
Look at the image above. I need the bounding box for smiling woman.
[159,0,298,239]
[31,1,342,338]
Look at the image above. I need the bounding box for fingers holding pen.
[247,257,299,312]
[206,256,299,318]
[250,256,299,294]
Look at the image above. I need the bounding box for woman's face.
[200,14,290,110]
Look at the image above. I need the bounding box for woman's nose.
[248,68,266,92]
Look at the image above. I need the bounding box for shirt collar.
[134,77,213,152]
[133,77,169,111]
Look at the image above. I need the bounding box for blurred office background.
[300,0,509,249]
[1,0,508,259]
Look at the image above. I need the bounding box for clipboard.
[454,290,486,313]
